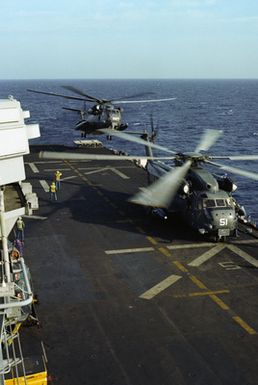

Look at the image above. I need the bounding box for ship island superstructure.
[0,97,47,384]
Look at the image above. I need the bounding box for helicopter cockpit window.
[216,199,226,207]
[203,198,231,208]
[203,199,216,208]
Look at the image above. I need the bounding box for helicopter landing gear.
[106,135,112,141]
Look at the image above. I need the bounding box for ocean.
[1,79,258,222]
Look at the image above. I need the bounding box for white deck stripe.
[28,162,39,173]
[78,166,135,170]
[110,168,130,179]
[23,215,48,220]
[167,242,215,250]
[233,239,258,245]
[188,244,226,267]
[105,247,154,255]
[39,180,50,192]
[85,167,109,175]
[139,275,182,300]
[44,168,71,171]
[227,244,258,268]
[62,176,77,181]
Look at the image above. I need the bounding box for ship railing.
[0,257,33,312]
[0,320,25,377]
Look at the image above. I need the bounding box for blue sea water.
[1,79,258,221]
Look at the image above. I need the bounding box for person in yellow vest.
[16,217,25,242]
[50,181,57,201]
[55,170,62,190]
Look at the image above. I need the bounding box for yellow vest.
[50,183,56,193]
[17,219,24,230]
[55,171,62,181]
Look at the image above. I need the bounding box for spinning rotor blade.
[62,86,102,103]
[207,161,258,181]
[27,88,93,102]
[129,160,192,208]
[99,129,176,154]
[39,151,175,161]
[114,97,176,104]
[210,155,258,161]
[62,107,84,113]
[195,129,222,153]
[110,92,155,102]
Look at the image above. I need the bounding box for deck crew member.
[16,217,25,242]
[55,170,62,190]
[50,181,57,201]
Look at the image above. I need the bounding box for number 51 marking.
[220,218,228,226]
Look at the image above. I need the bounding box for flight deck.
[23,145,258,385]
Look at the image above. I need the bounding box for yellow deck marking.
[232,316,257,335]
[188,244,226,267]
[189,275,208,290]
[227,244,258,268]
[139,275,182,300]
[173,289,230,298]
[209,294,230,310]
[147,236,158,245]
[173,261,189,273]
[158,247,172,258]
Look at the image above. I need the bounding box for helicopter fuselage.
[147,161,238,239]
[75,104,128,136]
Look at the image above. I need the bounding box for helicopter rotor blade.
[129,160,192,208]
[195,129,223,153]
[62,85,103,103]
[210,155,258,161]
[113,97,177,104]
[39,151,175,161]
[109,92,156,102]
[99,129,176,154]
[27,88,94,102]
[207,160,258,181]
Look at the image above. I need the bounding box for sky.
[0,0,258,79]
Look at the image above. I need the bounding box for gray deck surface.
[21,145,258,385]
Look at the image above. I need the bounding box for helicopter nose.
[211,209,237,229]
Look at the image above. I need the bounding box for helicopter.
[27,86,176,140]
[39,128,258,241]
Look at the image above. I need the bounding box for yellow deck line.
[173,261,189,273]
[158,246,172,258]
[173,289,230,298]
[209,294,230,310]
[147,236,158,245]
[232,316,257,335]
[189,275,208,290]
